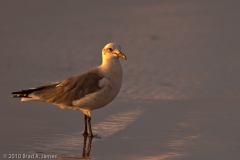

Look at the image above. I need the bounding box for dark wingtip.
[11,93,29,98]
[12,91,22,94]
[12,95,18,98]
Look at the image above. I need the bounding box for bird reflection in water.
[33,109,143,159]
[58,135,94,160]
[81,135,93,159]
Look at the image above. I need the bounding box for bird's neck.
[101,57,123,77]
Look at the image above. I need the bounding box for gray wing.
[32,70,103,106]
[12,82,60,98]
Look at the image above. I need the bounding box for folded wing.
[12,70,104,106]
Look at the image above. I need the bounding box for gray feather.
[12,82,60,98]
[34,70,103,106]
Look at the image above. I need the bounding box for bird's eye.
[108,48,113,52]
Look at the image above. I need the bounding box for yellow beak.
[116,52,127,60]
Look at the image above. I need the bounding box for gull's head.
[102,43,127,60]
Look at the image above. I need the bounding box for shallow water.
[1,0,240,159]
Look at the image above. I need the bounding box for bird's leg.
[87,116,93,137]
[83,114,88,135]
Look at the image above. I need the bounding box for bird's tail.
[11,88,42,98]
[11,82,60,101]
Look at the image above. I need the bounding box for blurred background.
[0,0,240,159]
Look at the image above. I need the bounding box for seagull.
[11,43,127,137]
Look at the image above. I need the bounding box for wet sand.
[1,0,240,159]
[2,100,240,159]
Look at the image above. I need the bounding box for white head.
[102,43,127,61]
